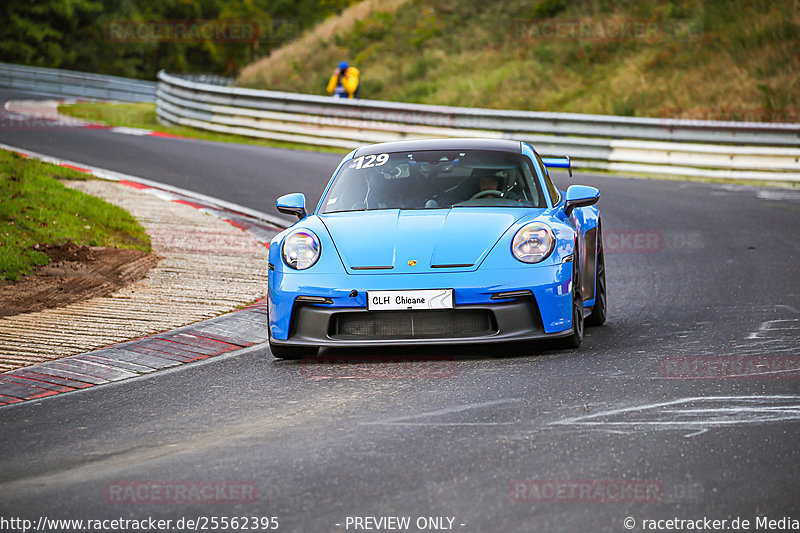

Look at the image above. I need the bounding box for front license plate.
[367,289,454,311]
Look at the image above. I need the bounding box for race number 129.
[351,153,388,169]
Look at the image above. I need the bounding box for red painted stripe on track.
[15,389,60,400]
[14,370,93,389]
[60,163,90,173]
[119,180,151,190]
[0,376,52,393]
[0,394,22,404]
[178,329,252,348]
[173,199,204,209]
[126,344,196,362]
[147,338,223,357]
[224,219,246,231]
[3,375,75,393]
[162,337,239,356]
[148,131,187,139]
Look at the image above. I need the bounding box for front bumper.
[268,265,574,344]
[271,298,572,348]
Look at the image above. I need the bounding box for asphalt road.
[1,89,799,532]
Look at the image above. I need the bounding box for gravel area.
[0,180,269,372]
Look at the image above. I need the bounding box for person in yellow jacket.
[327,61,360,98]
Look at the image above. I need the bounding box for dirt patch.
[0,243,158,318]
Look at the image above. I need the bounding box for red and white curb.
[2,99,187,139]
[0,143,295,405]
[0,142,290,243]
[0,301,270,406]
[107,126,187,139]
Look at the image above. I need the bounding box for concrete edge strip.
[0,302,270,406]
[0,143,287,406]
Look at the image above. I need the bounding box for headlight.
[511,222,554,263]
[282,230,320,270]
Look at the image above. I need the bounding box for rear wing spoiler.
[541,156,572,177]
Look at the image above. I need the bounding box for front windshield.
[321,149,546,213]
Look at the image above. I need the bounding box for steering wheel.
[470,189,503,200]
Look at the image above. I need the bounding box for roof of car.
[353,138,523,156]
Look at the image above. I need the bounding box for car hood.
[320,209,529,274]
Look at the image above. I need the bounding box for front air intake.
[331,309,496,339]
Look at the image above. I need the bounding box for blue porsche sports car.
[267,139,605,359]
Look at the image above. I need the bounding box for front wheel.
[559,289,584,349]
[269,341,318,360]
[559,257,584,349]
[267,305,318,359]
[585,242,606,327]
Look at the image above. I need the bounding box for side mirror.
[564,185,599,216]
[276,193,307,220]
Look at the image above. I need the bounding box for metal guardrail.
[0,63,156,102]
[168,73,234,87]
[0,63,796,179]
[157,71,800,181]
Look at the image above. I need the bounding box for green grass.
[0,150,151,281]
[58,103,349,154]
[238,0,799,119]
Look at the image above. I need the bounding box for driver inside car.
[472,168,528,203]
[480,174,501,193]
[470,169,506,199]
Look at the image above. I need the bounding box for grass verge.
[58,102,349,154]
[238,0,799,119]
[0,150,151,281]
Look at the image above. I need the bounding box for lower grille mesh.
[332,309,496,339]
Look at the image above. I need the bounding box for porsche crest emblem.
[408,260,418,267]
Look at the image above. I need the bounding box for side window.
[534,152,560,206]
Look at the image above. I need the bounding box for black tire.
[266,305,318,359]
[559,260,584,349]
[585,236,606,327]
[269,340,318,360]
